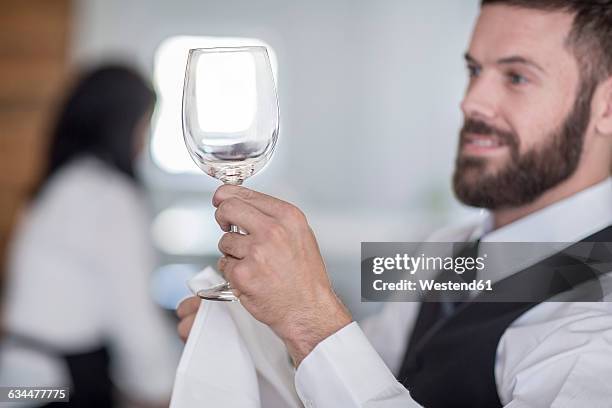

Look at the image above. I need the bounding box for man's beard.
[453,85,594,210]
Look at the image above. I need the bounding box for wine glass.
[182,46,279,301]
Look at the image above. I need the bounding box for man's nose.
[460,75,499,122]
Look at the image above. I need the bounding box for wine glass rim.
[188,46,268,54]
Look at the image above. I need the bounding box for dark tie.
[406,239,481,351]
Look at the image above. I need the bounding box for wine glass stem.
[224,178,243,233]
[224,177,244,267]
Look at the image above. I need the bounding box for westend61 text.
[373,279,493,292]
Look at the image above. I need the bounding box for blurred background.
[0,0,483,320]
[0,1,482,397]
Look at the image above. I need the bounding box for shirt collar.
[474,176,612,243]
[463,177,612,286]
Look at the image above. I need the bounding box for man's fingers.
[217,255,249,292]
[218,232,252,259]
[176,296,200,319]
[213,184,291,219]
[177,314,196,342]
[214,197,273,235]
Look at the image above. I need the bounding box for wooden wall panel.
[0,109,49,189]
[0,0,72,294]
[0,0,70,58]
[0,59,66,105]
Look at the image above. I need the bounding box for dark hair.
[34,65,155,198]
[481,1,612,83]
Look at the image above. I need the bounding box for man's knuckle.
[218,235,232,253]
[217,256,228,271]
[218,198,232,212]
[217,184,236,198]
[232,263,251,281]
[266,223,285,240]
[229,197,246,212]
[283,204,306,223]
[236,187,255,200]
[251,243,266,262]
[217,199,230,214]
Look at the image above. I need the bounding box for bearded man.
[178,1,612,406]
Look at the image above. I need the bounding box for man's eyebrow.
[464,53,546,73]
[497,56,546,73]
[464,53,480,66]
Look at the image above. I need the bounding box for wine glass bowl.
[182,46,279,301]
[182,46,279,186]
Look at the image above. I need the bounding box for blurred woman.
[0,65,179,407]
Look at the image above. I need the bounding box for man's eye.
[467,65,481,78]
[508,72,528,85]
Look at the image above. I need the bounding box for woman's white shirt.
[1,156,179,402]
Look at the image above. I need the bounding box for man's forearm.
[282,290,353,366]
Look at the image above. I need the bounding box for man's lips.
[461,132,508,155]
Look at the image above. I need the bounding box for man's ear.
[594,76,612,137]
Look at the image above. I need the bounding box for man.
[177,1,612,406]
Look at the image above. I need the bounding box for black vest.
[397,225,612,408]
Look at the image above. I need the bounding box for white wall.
[71,0,482,317]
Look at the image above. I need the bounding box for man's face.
[453,5,593,209]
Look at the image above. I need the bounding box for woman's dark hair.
[34,65,155,198]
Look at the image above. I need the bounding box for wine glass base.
[196,282,239,302]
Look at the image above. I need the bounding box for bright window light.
[196,52,256,133]
[151,36,278,174]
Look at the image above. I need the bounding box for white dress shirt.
[0,156,179,404]
[295,177,612,407]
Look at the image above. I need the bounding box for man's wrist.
[282,291,353,366]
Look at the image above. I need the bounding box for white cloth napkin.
[170,267,303,408]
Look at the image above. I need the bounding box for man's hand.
[213,184,352,366]
[176,296,200,342]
